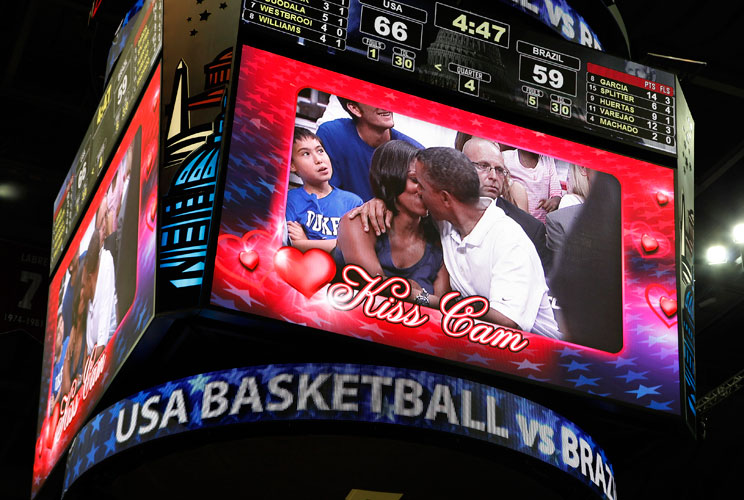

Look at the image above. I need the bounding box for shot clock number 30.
[434,3,510,48]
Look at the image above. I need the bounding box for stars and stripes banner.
[63,363,616,499]
[211,46,681,416]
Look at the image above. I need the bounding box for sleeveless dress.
[333,233,443,292]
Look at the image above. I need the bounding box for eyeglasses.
[472,162,506,176]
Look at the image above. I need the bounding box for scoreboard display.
[36,1,696,497]
[240,0,678,156]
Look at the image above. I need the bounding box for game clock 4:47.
[434,2,510,48]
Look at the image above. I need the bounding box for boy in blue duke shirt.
[286,127,363,252]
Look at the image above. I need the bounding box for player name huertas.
[598,97,634,114]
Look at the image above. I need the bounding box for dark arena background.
[1,1,743,499]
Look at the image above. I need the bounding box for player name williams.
[256,14,304,33]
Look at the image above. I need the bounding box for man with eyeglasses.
[462,138,553,275]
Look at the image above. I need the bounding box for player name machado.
[113,370,616,499]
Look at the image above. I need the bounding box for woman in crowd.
[335,140,449,306]
[501,147,562,223]
[558,163,589,209]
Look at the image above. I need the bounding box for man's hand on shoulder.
[346,198,391,236]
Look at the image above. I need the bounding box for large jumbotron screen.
[211,46,681,415]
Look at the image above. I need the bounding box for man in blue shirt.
[317,97,423,201]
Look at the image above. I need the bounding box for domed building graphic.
[159,49,232,293]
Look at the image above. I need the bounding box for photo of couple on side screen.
[47,130,142,418]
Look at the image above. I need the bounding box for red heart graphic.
[630,222,671,259]
[641,233,659,253]
[645,284,677,328]
[144,141,158,178]
[239,250,259,271]
[659,296,677,317]
[35,432,43,459]
[41,420,50,452]
[274,246,336,298]
[45,403,60,449]
[214,229,276,288]
[656,191,670,206]
[151,88,160,113]
[145,194,157,231]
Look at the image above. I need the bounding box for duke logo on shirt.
[305,211,341,237]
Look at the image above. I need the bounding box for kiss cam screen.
[211,46,680,415]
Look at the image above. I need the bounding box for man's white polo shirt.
[438,198,562,340]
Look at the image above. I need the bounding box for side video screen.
[32,66,160,497]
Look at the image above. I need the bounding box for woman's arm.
[432,262,450,298]
[510,181,529,213]
[60,327,81,397]
[337,214,384,277]
[407,262,450,308]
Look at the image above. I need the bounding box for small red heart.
[656,191,669,206]
[239,250,259,271]
[214,229,276,289]
[641,233,659,253]
[273,246,336,298]
[45,403,60,449]
[645,284,677,328]
[144,142,158,177]
[151,89,160,113]
[145,195,157,231]
[630,222,671,259]
[148,198,157,222]
[659,296,677,317]
[36,433,43,459]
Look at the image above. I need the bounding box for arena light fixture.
[706,245,729,265]
[732,223,744,244]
